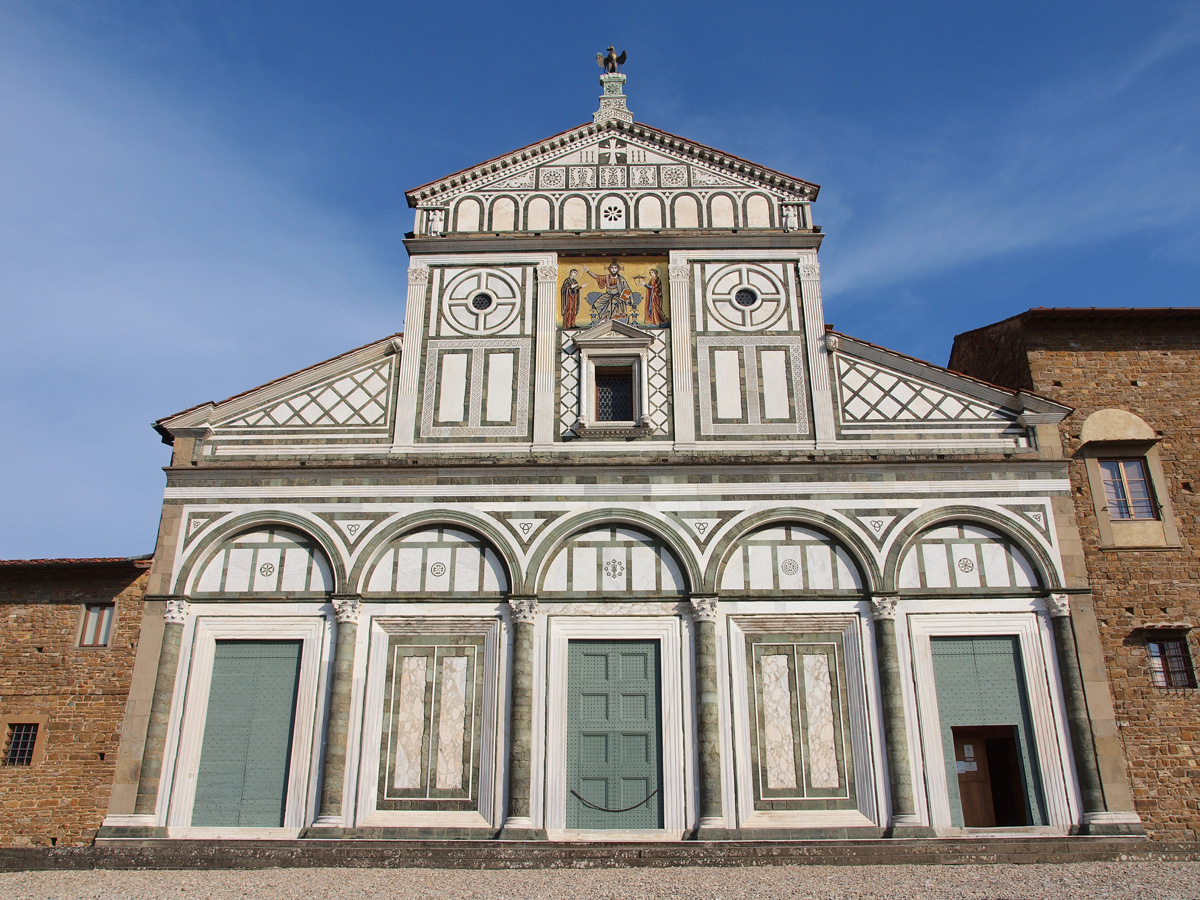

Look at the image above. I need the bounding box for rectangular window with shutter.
[80,604,115,648]
[1100,459,1157,520]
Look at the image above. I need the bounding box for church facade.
[99,70,1143,841]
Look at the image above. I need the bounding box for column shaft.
[133,620,184,816]
[872,611,919,825]
[317,618,358,821]
[506,617,536,822]
[1050,612,1105,814]
[694,617,723,824]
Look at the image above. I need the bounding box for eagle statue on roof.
[597,46,627,74]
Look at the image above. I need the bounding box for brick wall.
[952,312,1200,839]
[0,561,148,846]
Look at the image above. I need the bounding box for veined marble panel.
[436,656,468,790]
[393,655,428,790]
[803,654,839,789]
[760,654,798,790]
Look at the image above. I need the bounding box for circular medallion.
[780,558,800,576]
[259,563,275,577]
[957,557,976,573]
[430,562,447,577]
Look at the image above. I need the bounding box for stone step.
[3,837,1198,871]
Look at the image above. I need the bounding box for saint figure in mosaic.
[635,266,668,326]
[561,268,581,329]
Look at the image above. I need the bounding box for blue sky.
[2,2,1197,558]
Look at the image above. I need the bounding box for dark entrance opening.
[951,725,1029,827]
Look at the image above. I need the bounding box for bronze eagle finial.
[596,45,627,74]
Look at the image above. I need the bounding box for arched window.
[898,523,1040,590]
[720,524,863,592]
[541,525,686,596]
[363,527,508,595]
[192,526,333,596]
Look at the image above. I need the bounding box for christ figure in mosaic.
[585,259,640,324]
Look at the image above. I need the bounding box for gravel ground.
[1,862,1199,900]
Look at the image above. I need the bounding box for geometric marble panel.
[836,355,1014,425]
[898,523,1041,591]
[721,524,863,592]
[540,525,687,596]
[191,526,334,596]
[221,359,394,430]
[364,527,509,595]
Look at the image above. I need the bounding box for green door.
[930,636,1047,827]
[192,640,303,827]
[566,640,664,829]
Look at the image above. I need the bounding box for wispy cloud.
[0,11,405,556]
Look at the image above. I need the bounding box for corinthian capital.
[332,596,361,624]
[537,264,559,281]
[668,264,691,283]
[869,596,898,621]
[509,596,539,624]
[164,598,191,625]
[689,595,719,623]
[408,265,430,286]
[1046,593,1071,618]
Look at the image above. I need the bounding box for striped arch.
[884,507,1060,593]
[705,510,879,594]
[182,515,340,597]
[528,509,699,597]
[350,510,518,598]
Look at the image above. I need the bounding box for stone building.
[0,556,149,845]
[94,70,1145,841]
[950,307,1200,839]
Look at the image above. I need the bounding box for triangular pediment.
[571,319,655,348]
[830,335,1068,438]
[407,120,818,207]
[158,335,403,440]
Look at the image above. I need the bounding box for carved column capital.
[332,596,361,624]
[799,261,820,279]
[508,596,539,625]
[536,264,559,282]
[689,595,719,623]
[163,598,191,625]
[824,334,840,353]
[1046,593,1072,618]
[869,595,899,621]
[407,265,430,286]
[668,264,691,283]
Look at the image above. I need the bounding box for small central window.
[595,366,634,422]
[1100,459,1157,519]
[734,288,758,308]
[471,292,494,311]
[2,723,38,767]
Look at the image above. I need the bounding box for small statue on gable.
[596,46,627,74]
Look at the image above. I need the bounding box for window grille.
[595,366,634,422]
[1100,459,1157,519]
[2,724,38,767]
[80,604,114,648]
[1147,639,1195,688]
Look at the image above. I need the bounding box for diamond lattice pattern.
[837,357,1010,423]
[225,359,392,428]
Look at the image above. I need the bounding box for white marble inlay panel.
[437,352,469,423]
[395,547,423,591]
[602,547,626,592]
[252,547,281,591]
[436,656,468,790]
[803,654,839,789]
[394,655,428,789]
[630,544,657,591]
[225,548,253,592]
[714,349,743,419]
[454,545,481,591]
[485,352,514,422]
[280,547,310,590]
[573,547,597,592]
[981,542,1009,586]
[760,654,798,790]
[951,543,982,587]
[805,545,834,590]
[922,544,951,588]
[748,545,773,589]
[425,547,453,592]
[760,350,790,419]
